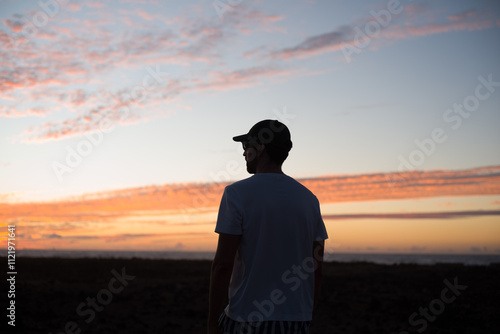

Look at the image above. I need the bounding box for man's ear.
[257,143,265,154]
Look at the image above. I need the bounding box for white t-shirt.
[215,173,329,322]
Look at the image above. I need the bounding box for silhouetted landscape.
[4,257,499,333]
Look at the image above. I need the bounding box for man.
[208,119,328,334]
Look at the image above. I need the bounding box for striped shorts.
[218,312,311,334]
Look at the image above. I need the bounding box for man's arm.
[207,233,241,334]
[313,240,325,311]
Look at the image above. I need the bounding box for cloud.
[0,4,288,142]
[303,165,500,204]
[2,165,500,226]
[322,210,500,221]
[448,9,479,21]
[3,18,24,32]
[192,65,294,92]
[43,233,63,239]
[0,182,225,224]
[136,9,155,21]
[8,63,291,143]
[270,26,352,60]
[0,106,47,118]
[117,8,160,21]
[66,3,83,12]
[15,99,149,143]
[266,4,497,61]
[22,232,208,243]
[86,2,107,9]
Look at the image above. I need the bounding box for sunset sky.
[1,0,499,254]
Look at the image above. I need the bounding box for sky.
[1,0,499,254]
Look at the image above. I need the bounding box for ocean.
[9,249,500,266]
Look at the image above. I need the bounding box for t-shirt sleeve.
[215,186,243,235]
[314,196,329,241]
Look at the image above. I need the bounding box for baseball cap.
[232,119,292,152]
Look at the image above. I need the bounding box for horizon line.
[5,249,500,256]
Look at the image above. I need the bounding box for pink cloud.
[3,18,24,32]
[137,9,155,21]
[121,16,135,26]
[174,6,284,62]
[405,19,494,37]
[270,28,351,60]
[226,8,284,34]
[16,102,144,143]
[7,63,294,141]
[15,82,182,143]
[192,66,294,92]
[117,8,160,21]
[36,29,59,40]
[86,2,106,8]
[66,3,82,12]
[0,5,290,142]
[403,2,433,19]
[70,89,88,106]
[267,5,497,61]
[0,106,47,118]
[26,108,47,117]
[448,9,478,21]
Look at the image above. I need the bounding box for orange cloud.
[322,210,500,220]
[3,166,500,251]
[2,166,500,225]
[0,183,226,224]
[304,165,500,204]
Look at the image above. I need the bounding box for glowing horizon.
[2,166,500,254]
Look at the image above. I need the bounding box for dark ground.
[2,257,499,333]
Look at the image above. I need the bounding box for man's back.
[216,173,328,322]
[208,119,328,334]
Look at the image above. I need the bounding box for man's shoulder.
[228,174,317,199]
[287,176,318,200]
[226,175,255,189]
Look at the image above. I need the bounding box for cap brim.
[232,134,248,142]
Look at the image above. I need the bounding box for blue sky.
[1,0,499,201]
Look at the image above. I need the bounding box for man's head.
[233,119,293,174]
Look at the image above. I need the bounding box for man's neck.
[255,161,283,174]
